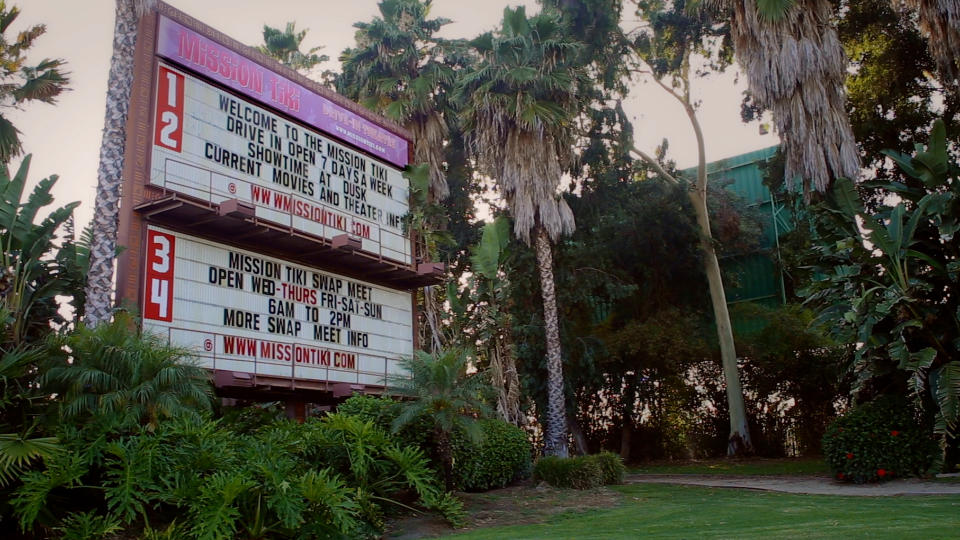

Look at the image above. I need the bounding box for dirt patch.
[385,481,622,539]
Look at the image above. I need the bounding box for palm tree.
[339,0,458,354]
[84,0,156,327]
[0,1,69,163]
[388,348,493,490]
[0,345,59,488]
[713,0,860,195]
[456,6,584,457]
[338,0,454,201]
[256,21,335,87]
[42,313,212,431]
[896,0,960,82]
[257,21,329,74]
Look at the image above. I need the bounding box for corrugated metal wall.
[684,146,787,335]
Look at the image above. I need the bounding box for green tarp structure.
[683,146,790,335]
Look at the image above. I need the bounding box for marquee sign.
[149,62,412,264]
[142,226,414,386]
[156,16,409,168]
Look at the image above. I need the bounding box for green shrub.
[216,401,286,434]
[822,396,938,483]
[335,394,399,429]
[533,455,603,489]
[533,453,627,489]
[336,394,432,449]
[339,395,531,492]
[590,451,626,485]
[451,419,532,491]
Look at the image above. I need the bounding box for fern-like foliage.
[380,444,438,501]
[55,510,122,540]
[10,401,454,536]
[12,450,87,531]
[141,519,186,540]
[421,490,467,529]
[102,438,160,522]
[189,471,254,540]
[299,469,362,538]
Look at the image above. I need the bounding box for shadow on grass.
[629,457,829,476]
[386,481,621,539]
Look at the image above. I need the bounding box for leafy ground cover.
[441,483,960,539]
[629,457,829,476]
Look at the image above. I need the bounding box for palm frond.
[0,432,60,487]
[727,0,859,193]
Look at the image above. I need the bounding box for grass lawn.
[629,457,828,476]
[443,483,960,539]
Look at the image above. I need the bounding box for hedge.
[822,396,938,483]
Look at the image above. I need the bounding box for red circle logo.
[203,338,213,352]
[228,183,237,194]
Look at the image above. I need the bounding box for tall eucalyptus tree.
[627,0,754,454]
[456,6,585,457]
[84,0,156,326]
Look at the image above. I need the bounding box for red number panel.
[144,230,176,322]
[154,66,185,152]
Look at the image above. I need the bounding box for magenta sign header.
[156,16,409,168]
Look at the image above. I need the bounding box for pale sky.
[13,0,775,231]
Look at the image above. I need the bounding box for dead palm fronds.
[717,0,860,194]
[894,0,960,82]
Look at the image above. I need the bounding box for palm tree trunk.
[501,332,522,426]
[435,426,455,491]
[420,285,446,353]
[567,415,589,456]
[688,187,752,455]
[535,226,568,457]
[84,0,154,326]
